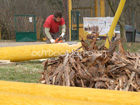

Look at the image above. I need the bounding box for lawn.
[0,61,44,83]
[0,41,140,83]
[123,42,140,52]
[96,40,140,52]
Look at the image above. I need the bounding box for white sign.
[29,17,33,23]
[83,17,114,36]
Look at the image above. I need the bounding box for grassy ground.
[123,42,140,52]
[96,40,140,52]
[0,41,140,83]
[0,61,44,83]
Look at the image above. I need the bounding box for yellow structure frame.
[68,0,72,41]
[68,0,126,49]
[72,7,93,17]
[68,0,105,41]
[95,0,99,17]
[100,0,105,17]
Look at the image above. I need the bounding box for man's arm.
[45,28,55,43]
[61,24,66,33]
[61,24,66,34]
[60,24,66,37]
[44,28,53,40]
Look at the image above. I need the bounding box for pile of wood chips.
[39,34,140,92]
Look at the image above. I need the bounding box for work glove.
[60,33,65,38]
[50,39,55,43]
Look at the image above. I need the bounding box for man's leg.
[49,32,61,60]
[46,33,60,43]
[51,32,61,39]
[44,29,61,43]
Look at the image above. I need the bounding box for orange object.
[42,37,47,41]
[55,37,64,43]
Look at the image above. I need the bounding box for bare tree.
[0,0,64,39]
[0,0,139,40]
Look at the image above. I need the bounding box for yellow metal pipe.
[105,0,126,49]
[68,0,72,41]
[0,42,82,62]
[0,80,140,105]
[95,0,98,17]
[100,0,105,17]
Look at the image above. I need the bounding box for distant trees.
[105,0,140,32]
[0,0,139,40]
[0,0,63,39]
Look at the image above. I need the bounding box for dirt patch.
[0,40,46,47]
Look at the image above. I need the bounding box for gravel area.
[0,41,46,47]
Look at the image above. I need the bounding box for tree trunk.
[0,24,1,40]
[120,15,127,42]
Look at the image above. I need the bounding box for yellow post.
[100,0,105,17]
[68,0,72,41]
[105,0,126,49]
[95,0,99,17]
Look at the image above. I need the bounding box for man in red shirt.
[44,11,66,43]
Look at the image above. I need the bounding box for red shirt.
[43,15,65,33]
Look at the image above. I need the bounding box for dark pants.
[45,32,60,44]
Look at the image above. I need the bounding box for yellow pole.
[0,42,82,62]
[95,0,98,17]
[68,0,72,41]
[105,0,126,49]
[100,0,105,17]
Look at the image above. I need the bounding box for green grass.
[123,42,140,52]
[0,61,44,83]
[96,40,140,52]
